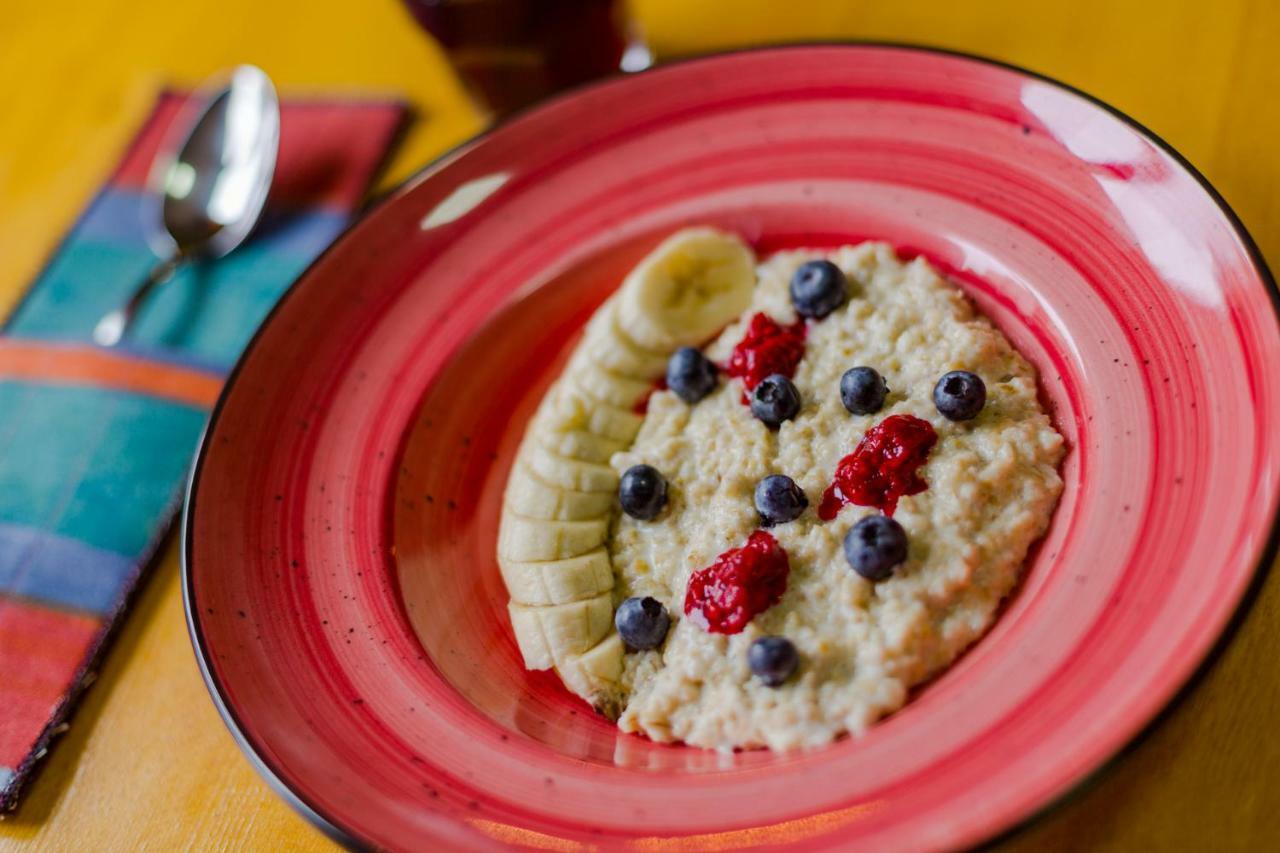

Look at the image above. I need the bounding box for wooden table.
[1,0,1276,848]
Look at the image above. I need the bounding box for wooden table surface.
[1,0,1277,848]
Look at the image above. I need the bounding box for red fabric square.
[0,599,101,769]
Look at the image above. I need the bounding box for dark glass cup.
[402,0,642,116]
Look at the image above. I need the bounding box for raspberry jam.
[818,414,938,519]
[724,313,807,396]
[684,530,790,634]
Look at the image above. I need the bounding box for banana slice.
[504,463,615,521]
[499,548,614,606]
[567,353,656,411]
[497,512,608,562]
[508,592,614,670]
[525,445,619,493]
[556,632,625,717]
[617,227,756,351]
[551,385,645,444]
[582,299,670,380]
[535,427,626,466]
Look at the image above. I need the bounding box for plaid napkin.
[0,91,406,809]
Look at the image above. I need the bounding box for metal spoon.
[93,65,280,347]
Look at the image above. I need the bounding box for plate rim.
[181,40,1280,851]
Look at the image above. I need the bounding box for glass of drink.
[402,0,650,116]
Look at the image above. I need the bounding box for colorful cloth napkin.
[0,91,406,809]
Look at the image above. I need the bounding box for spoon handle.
[92,253,181,347]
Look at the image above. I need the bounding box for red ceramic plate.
[184,45,1280,851]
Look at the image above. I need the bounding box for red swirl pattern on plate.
[184,46,1280,851]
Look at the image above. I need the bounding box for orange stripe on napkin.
[0,340,222,408]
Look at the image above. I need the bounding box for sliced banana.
[508,592,614,670]
[582,299,670,380]
[525,445,619,493]
[497,511,608,562]
[554,385,645,444]
[535,427,626,466]
[499,548,615,606]
[496,226,759,711]
[556,632,625,716]
[504,462,614,521]
[567,357,655,412]
[617,227,756,351]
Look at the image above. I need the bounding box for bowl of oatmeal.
[184,46,1280,851]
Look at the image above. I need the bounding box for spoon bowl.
[94,65,279,346]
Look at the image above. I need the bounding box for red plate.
[184,45,1280,850]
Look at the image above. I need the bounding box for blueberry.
[789,260,847,319]
[840,366,888,415]
[843,515,908,581]
[754,475,808,526]
[615,596,671,650]
[666,347,718,404]
[748,636,799,687]
[619,464,667,520]
[933,370,986,421]
[750,374,801,428]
